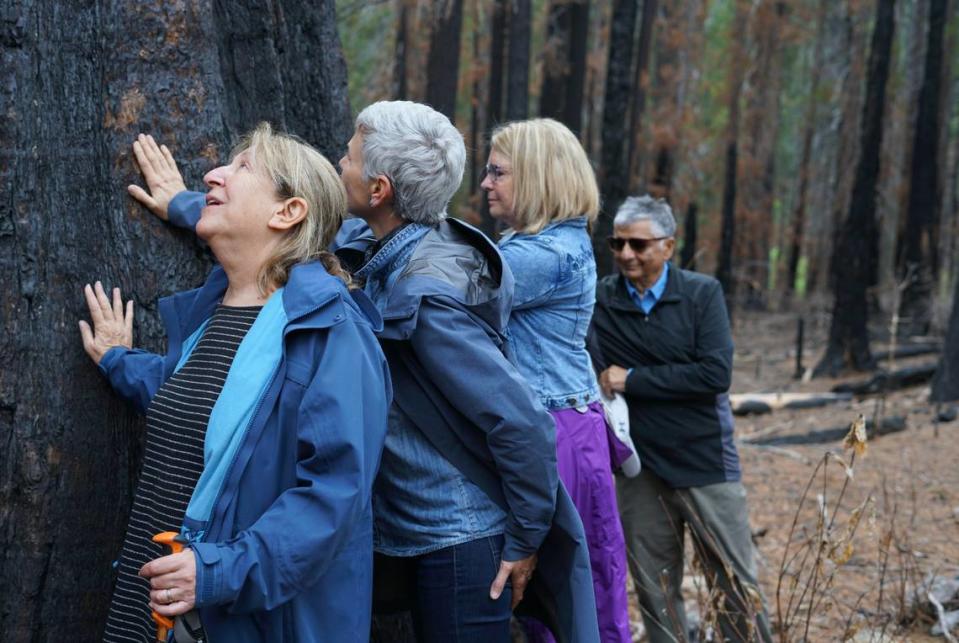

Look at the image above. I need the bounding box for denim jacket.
[499,217,600,409]
[356,222,507,556]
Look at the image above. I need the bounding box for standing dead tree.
[0,2,350,640]
[815,0,897,377]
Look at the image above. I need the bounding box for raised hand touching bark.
[128,133,187,221]
[78,281,134,365]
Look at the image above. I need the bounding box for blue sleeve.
[410,297,557,561]
[167,191,204,231]
[625,282,733,399]
[191,320,390,612]
[98,346,166,415]
[499,238,559,310]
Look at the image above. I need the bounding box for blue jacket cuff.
[168,191,204,231]
[190,543,224,608]
[97,346,125,378]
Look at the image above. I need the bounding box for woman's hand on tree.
[78,281,133,365]
[128,133,187,221]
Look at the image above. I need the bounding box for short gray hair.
[613,195,677,237]
[355,101,466,225]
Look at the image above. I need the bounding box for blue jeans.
[412,535,512,642]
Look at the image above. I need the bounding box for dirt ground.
[624,308,959,642]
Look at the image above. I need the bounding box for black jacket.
[589,266,741,488]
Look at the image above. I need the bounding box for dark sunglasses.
[480,163,511,184]
[607,236,669,253]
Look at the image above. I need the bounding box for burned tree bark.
[896,0,949,337]
[815,0,897,376]
[596,0,640,276]
[425,0,464,123]
[626,0,658,190]
[931,274,959,403]
[539,0,591,134]
[505,0,532,122]
[0,2,350,641]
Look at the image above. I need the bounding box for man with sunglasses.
[589,196,772,643]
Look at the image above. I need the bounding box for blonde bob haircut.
[490,118,599,234]
[231,123,353,294]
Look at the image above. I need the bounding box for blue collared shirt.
[624,262,670,314]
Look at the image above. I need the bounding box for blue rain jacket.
[98,259,391,643]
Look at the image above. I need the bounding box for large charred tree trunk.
[425,0,464,122]
[0,2,350,641]
[596,0,640,277]
[896,0,949,337]
[815,0,897,376]
[539,0,591,135]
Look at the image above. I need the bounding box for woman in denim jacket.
[481,119,632,643]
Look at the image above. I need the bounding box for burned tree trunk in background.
[896,0,949,337]
[539,0,591,135]
[0,1,350,641]
[815,0,897,376]
[787,0,829,298]
[716,0,748,314]
[596,0,640,276]
[425,0,464,122]
[681,202,699,270]
[393,0,410,99]
[626,0,658,191]
[505,0,532,121]
[931,273,959,403]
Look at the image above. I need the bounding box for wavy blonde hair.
[232,123,353,293]
[490,118,599,234]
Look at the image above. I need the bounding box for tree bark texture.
[505,0,531,121]
[816,0,897,376]
[896,0,949,337]
[626,0,658,191]
[680,202,699,270]
[539,0,591,135]
[595,0,639,277]
[0,1,350,640]
[426,0,464,123]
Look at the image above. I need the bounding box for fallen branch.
[873,342,941,362]
[730,392,853,416]
[831,363,939,396]
[744,416,907,447]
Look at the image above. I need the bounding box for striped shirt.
[103,305,261,643]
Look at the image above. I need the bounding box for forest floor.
[623,305,959,642]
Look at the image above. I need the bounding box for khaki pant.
[616,469,773,643]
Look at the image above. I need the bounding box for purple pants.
[526,402,632,643]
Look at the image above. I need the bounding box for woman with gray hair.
[339,101,599,642]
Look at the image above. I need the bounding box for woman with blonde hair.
[481,118,632,643]
[81,124,390,642]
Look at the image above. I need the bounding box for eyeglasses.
[480,163,511,184]
[607,236,670,253]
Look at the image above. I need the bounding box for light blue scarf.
[174,289,288,541]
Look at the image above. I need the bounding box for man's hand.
[141,549,197,617]
[78,281,134,365]
[128,133,187,221]
[490,553,537,609]
[599,365,630,397]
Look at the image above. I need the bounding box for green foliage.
[336,0,395,116]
